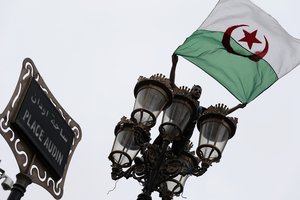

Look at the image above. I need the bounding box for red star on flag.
[239,29,261,49]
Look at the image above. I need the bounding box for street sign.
[12,78,75,179]
[0,58,82,199]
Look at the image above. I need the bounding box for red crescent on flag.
[222,24,248,54]
[249,36,269,61]
[222,24,269,62]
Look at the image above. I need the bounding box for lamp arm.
[110,165,125,180]
[111,163,139,181]
[123,165,135,179]
[192,165,208,177]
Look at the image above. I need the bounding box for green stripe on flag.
[175,30,278,103]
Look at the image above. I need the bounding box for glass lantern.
[109,118,148,168]
[159,87,198,141]
[131,74,173,128]
[196,106,237,164]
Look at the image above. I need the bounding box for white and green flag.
[175,0,300,103]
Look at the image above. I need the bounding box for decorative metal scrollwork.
[162,160,182,176]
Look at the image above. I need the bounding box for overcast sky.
[1,0,300,200]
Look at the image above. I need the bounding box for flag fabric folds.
[175,0,300,103]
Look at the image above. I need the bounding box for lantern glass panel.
[160,99,192,138]
[110,127,140,167]
[133,86,169,126]
[165,175,187,195]
[198,118,230,160]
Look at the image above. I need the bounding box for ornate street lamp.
[108,55,242,200]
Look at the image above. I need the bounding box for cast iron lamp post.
[108,55,242,200]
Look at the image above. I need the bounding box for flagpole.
[226,103,247,115]
[169,53,178,88]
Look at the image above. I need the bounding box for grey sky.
[0,0,300,199]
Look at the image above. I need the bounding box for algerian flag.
[175,0,300,103]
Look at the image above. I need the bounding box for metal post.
[137,140,170,200]
[7,173,32,200]
[169,54,178,88]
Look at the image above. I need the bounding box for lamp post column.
[7,173,32,200]
[138,140,170,200]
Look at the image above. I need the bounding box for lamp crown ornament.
[136,73,173,95]
[203,103,238,124]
